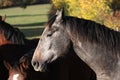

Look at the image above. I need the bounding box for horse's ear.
[3,61,12,70]
[0,15,6,22]
[19,56,29,69]
[2,15,6,21]
[19,50,34,69]
[56,9,64,21]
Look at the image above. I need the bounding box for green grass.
[0,4,51,38]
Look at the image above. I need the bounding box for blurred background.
[0,0,120,38]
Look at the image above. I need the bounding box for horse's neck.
[66,23,120,79]
[72,40,99,70]
[71,38,119,80]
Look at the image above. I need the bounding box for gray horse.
[32,9,120,80]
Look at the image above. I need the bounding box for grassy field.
[0,4,51,38]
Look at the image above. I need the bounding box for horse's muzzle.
[31,60,46,72]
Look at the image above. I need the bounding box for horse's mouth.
[33,62,47,72]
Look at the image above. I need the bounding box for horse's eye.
[53,27,59,31]
[47,27,59,37]
[47,31,52,37]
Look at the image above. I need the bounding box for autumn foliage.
[52,0,120,30]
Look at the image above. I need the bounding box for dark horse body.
[32,9,120,80]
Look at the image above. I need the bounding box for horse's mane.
[47,15,120,52]
[64,16,120,52]
[0,21,26,44]
[46,15,57,28]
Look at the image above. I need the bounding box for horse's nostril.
[32,61,39,67]
[33,61,36,66]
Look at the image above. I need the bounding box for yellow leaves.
[52,0,65,9]
[52,0,120,30]
[52,0,111,18]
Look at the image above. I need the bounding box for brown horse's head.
[4,61,26,80]
[4,49,46,80]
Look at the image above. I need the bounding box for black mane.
[0,21,26,44]
[63,16,120,52]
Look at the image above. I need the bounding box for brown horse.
[32,9,120,80]
[0,15,25,80]
[0,16,39,80]
[5,45,96,80]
